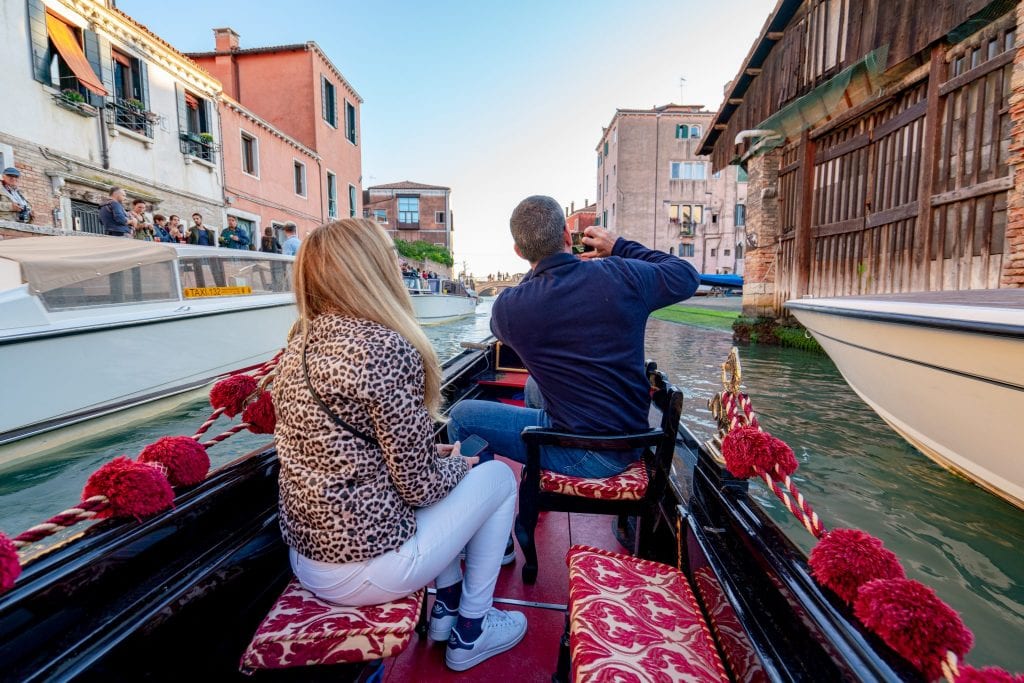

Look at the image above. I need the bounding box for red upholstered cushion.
[566,545,729,683]
[240,579,423,671]
[540,460,648,500]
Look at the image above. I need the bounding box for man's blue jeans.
[447,400,633,478]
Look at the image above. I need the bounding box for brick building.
[565,201,597,234]
[364,181,452,250]
[189,29,362,241]
[596,105,745,275]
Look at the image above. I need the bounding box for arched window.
[690,124,701,138]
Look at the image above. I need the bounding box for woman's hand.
[437,441,479,469]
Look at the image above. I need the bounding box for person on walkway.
[187,213,215,246]
[272,218,526,672]
[130,200,154,241]
[219,215,250,249]
[0,167,33,223]
[167,215,187,244]
[281,222,300,256]
[260,226,281,253]
[152,214,172,243]
[98,187,132,237]
[448,195,699,477]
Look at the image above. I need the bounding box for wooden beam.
[815,132,870,164]
[728,98,743,105]
[745,68,762,76]
[938,49,1015,96]
[766,32,784,40]
[714,123,728,130]
[930,175,1014,207]
[812,217,865,239]
[794,133,815,298]
[865,201,919,229]
[912,45,943,291]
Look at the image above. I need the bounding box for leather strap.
[302,334,380,448]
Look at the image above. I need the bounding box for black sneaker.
[501,534,516,565]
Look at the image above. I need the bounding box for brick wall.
[0,133,61,227]
[366,192,450,249]
[740,149,781,317]
[1003,3,1024,288]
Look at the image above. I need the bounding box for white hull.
[787,292,1024,509]
[411,294,476,325]
[1,297,296,451]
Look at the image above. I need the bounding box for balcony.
[179,131,217,163]
[108,97,155,137]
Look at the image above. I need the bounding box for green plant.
[61,89,86,104]
[393,238,454,267]
[198,132,215,144]
[126,98,145,111]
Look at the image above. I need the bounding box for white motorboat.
[405,276,477,325]
[786,290,1024,509]
[0,236,297,462]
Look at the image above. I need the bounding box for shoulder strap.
[302,333,380,448]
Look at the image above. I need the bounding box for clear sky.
[119,0,771,277]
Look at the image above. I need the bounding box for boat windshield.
[39,261,178,311]
[178,256,293,297]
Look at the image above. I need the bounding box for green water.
[1,303,1021,671]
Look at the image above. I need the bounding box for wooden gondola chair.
[514,367,683,583]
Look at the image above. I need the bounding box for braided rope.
[200,422,251,448]
[940,651,960,682]
[192,406,226,439]
[12,495,110,549]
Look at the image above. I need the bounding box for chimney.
[214,27,240,53]
[584,198,588,207]
[570,201,575,214]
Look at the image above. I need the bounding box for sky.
[119,0,772,277]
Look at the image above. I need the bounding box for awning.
[45,13,107,97]
[0,236,176,294]
[111,50,131,67]
[184,92,199,109]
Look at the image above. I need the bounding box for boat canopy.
[0,236,175,294]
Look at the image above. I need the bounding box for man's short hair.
[109,186,122,197]
[283,222,297,234]
[192,213,202,219]
[510,196,566,263]
[153,214,166,223]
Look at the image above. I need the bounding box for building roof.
[596,104,713,149]
[367,181,451,191]
[110,8,216,82]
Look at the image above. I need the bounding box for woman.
[272,218,525,672]
[260,226,281,253]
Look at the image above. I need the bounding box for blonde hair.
[293,218,443,419]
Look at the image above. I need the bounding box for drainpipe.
[98,103,110,169]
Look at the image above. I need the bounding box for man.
[281,222,300,256]
[187,212,215,246]
[130,200,154,241]
[448,195,699,477]
[98,187,132,237]
[0,167,33,223]
[218,215,251,249]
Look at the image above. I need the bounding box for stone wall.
[1003,3,1024,288]
[739,149,781,317]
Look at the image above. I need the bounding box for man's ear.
[563,226,573,248]
[513,243,524,260]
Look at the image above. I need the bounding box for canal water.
[1,298,1021,670]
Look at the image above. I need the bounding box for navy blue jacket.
[490,238,699,435]
[98,200,131,235]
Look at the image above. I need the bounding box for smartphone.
[571,232,595,254]
[458,434,489,458]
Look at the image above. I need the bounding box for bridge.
[474,277,521,297]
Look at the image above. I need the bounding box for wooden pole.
[794,132,815,298]
[912,44,945,291]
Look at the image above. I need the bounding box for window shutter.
[27,0,50,83]
[321,77,327,122]
[84,32,114,105]
[175,82,187,134]
[139,60,150,109]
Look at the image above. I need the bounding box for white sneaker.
[427,597,459,642]
[445,608,527,671]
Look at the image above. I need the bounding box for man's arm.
[111,203,130,228]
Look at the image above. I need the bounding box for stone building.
[699,0,1024,317]
[0,0,224,235]
[595,104,745,275]
[363,181,453,250]
[188,28,363,241]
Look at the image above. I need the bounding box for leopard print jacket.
[272,314,466,564]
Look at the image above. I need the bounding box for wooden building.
[699,0,1024,316]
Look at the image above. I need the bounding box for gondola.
[0,340,964,681]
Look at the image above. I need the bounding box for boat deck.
[384,456,623,682]
[823,288,1024,308]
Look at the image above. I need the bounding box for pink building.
[189,28,362,242]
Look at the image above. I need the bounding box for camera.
[17,206,31,223]
[571,231,595,254]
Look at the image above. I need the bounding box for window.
[374,209,388,223]
[178,88,215,161]
[736,243,744,259]
[37,11,106,101]
[40,261,177,310]
[735,203,746,227]
[326,172,337,218]
[675,124,688,139]
[348,184,357,218]
[802,0,849,83]
[612,128,617,143]
[668,204,703,233]
[612,203,615,216]
[180,256,292,294]
[724,249,731,256]
[710,248,717,257]
[604,175,608,194]
[398,196,420,225]
[110,49,151,135]
[669,161,706,180]
[737,166,749,183]
[241,132,259,176]
[294,161,306,196]
[345,101,357,144]
[602,210,608,227]
[603,142,609,156]
[322,76,337,127]
[680,243,695,257]
[435,211,446,224]
[690,124,701,138]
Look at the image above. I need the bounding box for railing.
[179,132,217,163]
[108,98,155,137]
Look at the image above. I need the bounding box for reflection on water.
[0,301,1020,670]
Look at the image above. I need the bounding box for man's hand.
[580,226,616,259]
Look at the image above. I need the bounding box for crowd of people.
[400,264,441,280]
[96,186,302,255]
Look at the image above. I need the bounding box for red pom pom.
[957,666,1024,683]
[82,456,175,520]
[721,426,798,479]
[243,391,276,434]
[854,578,973,681]
[809,529,905,604]
[209,374,258,417]
[138,436,210,487]
[0,533,20,592]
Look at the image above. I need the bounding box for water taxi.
[0,236,296,464]
[405,275,477,325]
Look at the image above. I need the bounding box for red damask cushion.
[566,545,729,683]
[540,461,648,500]
[239,579,423,671]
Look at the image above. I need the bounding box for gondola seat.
[239,580,424,672]
[539,460,649,500]
[564,545,729,683]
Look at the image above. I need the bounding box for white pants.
[290,460,516,618]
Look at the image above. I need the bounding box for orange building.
[189,29,362,241]
[565,201,597,235]
[364,181,452,249]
